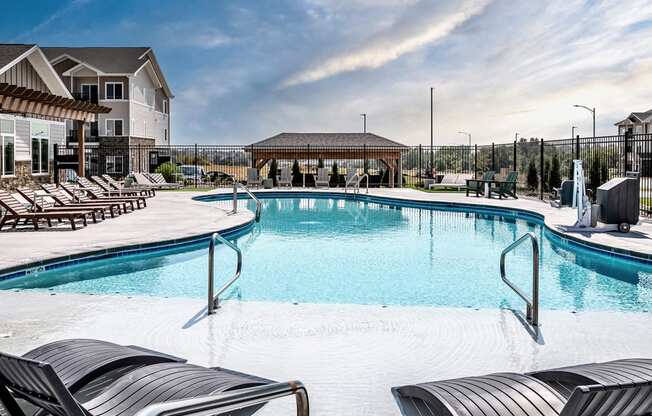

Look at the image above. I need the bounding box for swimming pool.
[1,195,651,312]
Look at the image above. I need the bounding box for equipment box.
[596,174,639,226]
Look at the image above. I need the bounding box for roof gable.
[0,44,71,98]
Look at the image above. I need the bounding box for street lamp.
[360,113,367,133]
[573,105,595,137]
[457,131,471,146]
[571,126,578,139]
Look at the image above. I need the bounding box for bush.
[526,159,538,191]
[549,154,561,190]
[155,162,180,183]
[542,159,551,192]
[330,162,339,186]
[268,159,278,185]
[317,158,324,168]
[291,159,301,180]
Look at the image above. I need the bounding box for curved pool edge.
[196,190,652,265]
[0,216,256,282]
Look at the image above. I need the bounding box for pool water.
[2,197,651,312]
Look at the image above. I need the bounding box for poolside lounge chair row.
[0,176,158,231]
[1,339,650,416]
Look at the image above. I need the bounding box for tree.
[542,159,551,192]
[291,159,301,183]
[549,153,561,190]
[268,159,278,186]
[363,159,369,175]
[588,155,602,197]
[155,162,180,183]
[330,161,339,187]
[317,158,324,168]
[526,159,538,192]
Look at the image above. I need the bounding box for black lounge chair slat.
[22,339,185,393]
[393,359,652,416]
[42,184,122,216]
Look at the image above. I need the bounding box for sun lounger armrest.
[134,381,309,416]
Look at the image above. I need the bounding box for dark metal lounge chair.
[76,178,147,208]
[465,171,494,197]
[41,184,122,217]
[392,358,652,416]
[0,190,88,231]
[489,171,518,199]
[90,176,153,197]
[101,175,156,196]
[0,340,309,416]
[15,187,101,222]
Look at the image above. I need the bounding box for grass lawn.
[405,184,466,193]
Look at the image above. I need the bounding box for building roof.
[251,132,406,147]
[615,109,652,125]
[42,46,151,74]
[0,44,36,70]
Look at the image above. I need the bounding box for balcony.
[71,92,98,104]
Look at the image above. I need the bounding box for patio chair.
[0,340,308,416]
[91,176,153,197]
[15,187,100,222]
[0,190,88,231]
[392,358,652,416]
[247,168,262,188]
[315,168,330,188]
[76,178,147,209]
[490,170,518,199]
[277,167,292,188]
[60,183,133,213]
[41,184,122,217]
[465,171,495,197]
[147,173,182,189]
[101,174,155,196]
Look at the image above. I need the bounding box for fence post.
[418,144,422,185]
[474,144,477,179]
[513,140,517,172]
[575,134,580,160]
[194,143,198,188]
[491,142,495,172]
[307,144,310,187]
[624,131,630,175]
[540,138,544,200]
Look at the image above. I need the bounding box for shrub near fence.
[55,134,652,215]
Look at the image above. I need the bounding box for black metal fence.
[55,133,651,215]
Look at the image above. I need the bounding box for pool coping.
[1,190,650,283]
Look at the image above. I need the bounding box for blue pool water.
[1,196,651,312]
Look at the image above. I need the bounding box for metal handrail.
[231,181,261,222]
[344,173,369,194]
[134,381,309,416]
[499,232,540,326]
[207,232,242,314]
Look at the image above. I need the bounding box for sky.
[2,0,652,145]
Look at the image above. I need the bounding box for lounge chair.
[41,184,123,217]
[465,171,495,197]
[0,190,88,231]
[314,168,330,188]
[392,358,652,416]
[428,174,472,191]
[132,172,178,191]
[490,171,518,199]
[91,176,153,197]
[277,167,292,188]
[0,340,308,416]
[60,183,134,213]
[101,174,155,196]
[76,179,147,209]
[15,187,100,222]
[146,173,183,189]
[247,168,262,188]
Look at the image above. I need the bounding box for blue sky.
[3,0,652,145]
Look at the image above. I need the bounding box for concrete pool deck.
[1,188,651,275]
[1,291,651,416]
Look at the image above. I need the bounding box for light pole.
[515,132,519,141]
[571,126,578,139]
[430,87,434,176]
[360,113,367,133]
[457,131,471,146]
[573,105,595,137]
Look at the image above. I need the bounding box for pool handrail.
[231,181,261,222]
[207,232,242,314]
[344,173,369,194]
[499,232,540,326]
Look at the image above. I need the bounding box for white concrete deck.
[1,292,651,416]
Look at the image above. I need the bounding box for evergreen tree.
[526,159,538,191]
[317,158,324,168]
[330,162,339,187]
[291,159,301,183]
[549,153,562,190]
[268,159,278,186]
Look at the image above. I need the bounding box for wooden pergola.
[246,133,408,187]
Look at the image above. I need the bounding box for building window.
[164,128,168,143]
[81,84,98,103]
[31,121,49,174]
[163,99,169,114]
[106,119,123,136]
[105,82,123,100]
[1,119,15,176]
[106,155,123,174]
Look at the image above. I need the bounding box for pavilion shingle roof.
[251,133,406,147]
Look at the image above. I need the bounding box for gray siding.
[0,58,50,93]
[15,119,30,162]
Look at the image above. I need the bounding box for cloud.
[281,0,491,87]
[160,23,234,49]
[12,0,94,41]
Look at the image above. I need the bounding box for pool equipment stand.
[571,160,592,228]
